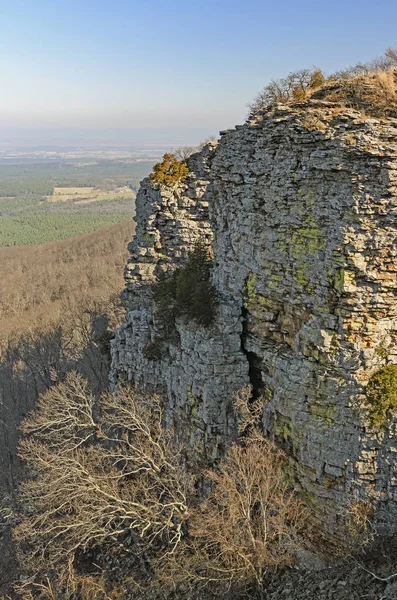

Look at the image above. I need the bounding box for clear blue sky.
[0,0,396,136]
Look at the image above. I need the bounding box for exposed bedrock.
[111,101,397,534]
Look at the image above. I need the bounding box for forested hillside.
[0,221,134,593]
[0,159,154,245]
[0,220,133,337]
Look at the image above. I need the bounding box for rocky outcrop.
[111,144,249,461]
[111,100,397,533]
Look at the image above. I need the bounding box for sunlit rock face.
[111,102,397,534]
[111,143,249,463]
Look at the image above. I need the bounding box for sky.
[0,0,396,142]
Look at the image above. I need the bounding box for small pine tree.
[152,241,217,335]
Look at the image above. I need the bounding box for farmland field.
[0,158,155,246]
[48,185,134,203]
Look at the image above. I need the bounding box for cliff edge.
[111,99,397,535]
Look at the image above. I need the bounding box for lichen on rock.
[111,100,397,535]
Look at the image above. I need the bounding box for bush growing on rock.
[249,48,397,117]
[152,240,218,331]
[249,67,325,112]
[366,364,397,427]
[150,153,189,186]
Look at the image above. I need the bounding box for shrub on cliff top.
[150,152,189,186]
[249,67,325,112]
[249,48,397,117]
[366,364,397,428]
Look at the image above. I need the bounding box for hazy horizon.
[1,0,396,136]
[0,126,218,153]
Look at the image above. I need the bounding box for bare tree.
[174,137,218,161]
[249,68,325,113]
[330,48,397,81]
[386,47,397,66]
[15,372,191,594]
[174,146,198,160]
[182,436,304,594]
[14,381,305,599]
[169,388,305,596]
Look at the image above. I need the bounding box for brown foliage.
[14,569,114,600]
[330,47,397,80]
[232,384,264,435]
[309,67,326,89]
[0,223,133,595]
[0,220,133,339]
[175,387,305,594]
[249,49,397,118]
[15,372,191,595]
[249,67,326,112]
[313,68,397,117]
[300,114,327,132]
[343,500,374,548]
[0,292,124,507]
[185,434,305,593]
[13,380,305,598]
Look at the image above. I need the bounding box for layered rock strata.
[111,101,397,532]
[111,144,249,461]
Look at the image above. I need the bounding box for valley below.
[0,157,154,246]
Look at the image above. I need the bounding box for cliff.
[111,99,397,535]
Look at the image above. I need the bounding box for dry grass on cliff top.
[0,220,134,339]
[312,68,397,117]
[249,48,397,118]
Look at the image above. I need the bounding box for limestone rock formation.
[112,144,249,462]
[111,100,397,534]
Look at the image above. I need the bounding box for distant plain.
[0,158,154,246]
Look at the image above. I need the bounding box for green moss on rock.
[334,268,355,292]
[366,364,397,428]
[244,272,258,305]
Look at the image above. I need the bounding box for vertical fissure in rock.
[240,305,265,399]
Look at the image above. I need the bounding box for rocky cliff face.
[111,100,397,534]
[111,144,249,462]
